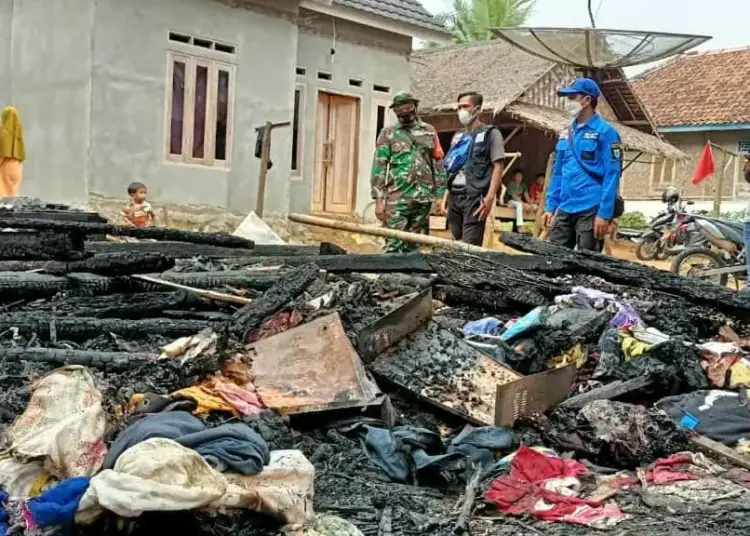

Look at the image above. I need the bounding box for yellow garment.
[620,333,653,360]
[0,157,23,197]
[549,344,587,369]
[172,385,239,416]
[729,359,750,389]
[1,106,25,161]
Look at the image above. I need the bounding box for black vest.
[463,124,495,196]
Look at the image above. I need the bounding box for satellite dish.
[490,27,710,68]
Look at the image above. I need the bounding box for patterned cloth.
[382,200,431,253]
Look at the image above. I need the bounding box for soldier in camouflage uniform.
[370,92,446,253]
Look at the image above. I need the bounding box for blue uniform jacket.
[546,114,623,220]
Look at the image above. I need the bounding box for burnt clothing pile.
[1,209,750,535]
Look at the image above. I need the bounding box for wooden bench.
[430,204,536,235]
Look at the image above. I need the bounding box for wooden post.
[713,145,727,217]
[256,121,273,218]
[255,121,291,219]
[535,153,555,239]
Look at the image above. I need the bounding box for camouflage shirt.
[370,120,447,202]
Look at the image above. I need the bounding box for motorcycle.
[635,201,705,261]
[670,215,746,288]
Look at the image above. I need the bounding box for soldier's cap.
[390,92,419,108]
[557,78,601,99]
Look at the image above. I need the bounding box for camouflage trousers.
[382,200,431,253]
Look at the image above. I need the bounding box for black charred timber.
[159,271,280,290]
[212,253,433,273]
[0,252,174,276]
[434,285,512,313]
[0,347,157,371]
[85,241,325,258]
[162,310,234,322]
[427,252,565,307]
[0,219,254,249]
[232,263,319,337]
[64,271,280,297]
[60,293,211,319]
[0,272,70,300]
[0,315,210,342]
[0,230,86,260]
[500,232,750,315]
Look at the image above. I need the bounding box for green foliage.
[618,211,649,230]
[437,0,536,43]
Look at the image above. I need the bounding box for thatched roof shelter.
[411,40,686,160]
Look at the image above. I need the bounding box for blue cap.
[557,78,601,99]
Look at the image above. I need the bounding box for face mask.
[564,99,583,118]
[397,111,416,126]
[458,109,473,126]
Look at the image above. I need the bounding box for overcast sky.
[420,0,748,73]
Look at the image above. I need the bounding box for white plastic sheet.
[6,366,107,479]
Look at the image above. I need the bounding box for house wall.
[0,0,12,106]
[291,9,412,219]
[623,129,750,206]
[6,0,95,204]
[87,0,298,214]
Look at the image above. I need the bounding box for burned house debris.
[2,204,750,536]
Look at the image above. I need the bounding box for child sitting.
[122,181,155,227]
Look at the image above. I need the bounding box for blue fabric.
[463,317,502,336]
[500,306,546,341]
[27,477,90,528]
[546,113,622,219]
[444,132,475,174]
[0,490,8,536]
[557,77,601,98]
[176,424,270,475]
[103,411,269,475]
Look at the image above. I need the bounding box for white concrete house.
[0,0,448,219]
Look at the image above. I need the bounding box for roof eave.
[299,0,451,43]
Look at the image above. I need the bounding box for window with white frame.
[166,52,235,167]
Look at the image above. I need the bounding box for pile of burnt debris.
[3,206,750,536]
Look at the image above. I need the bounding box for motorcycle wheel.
[671,248,728,287]
[635,236,659,261]
[655,241,670,261]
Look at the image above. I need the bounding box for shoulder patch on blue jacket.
[611,143,623,161]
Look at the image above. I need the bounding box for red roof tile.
[633,47,750,127]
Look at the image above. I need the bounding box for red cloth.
[646,453,700,484]
[691,143,715,185]
[485,446,596,521]
[528,181,543,204]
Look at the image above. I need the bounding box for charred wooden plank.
[560,377,655,409]
[232,263,319,337]
[0,230,86,260]
[499,232,750,315]
[0,219,254,249]
[0,272,70,300]
[85,241,326,258]
[0,347,156,371]
[210,252,433,273]
[0,252,174,276]
[0,315,209,342]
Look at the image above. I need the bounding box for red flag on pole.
[692,143,715,185]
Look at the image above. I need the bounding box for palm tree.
[438,0,537,44]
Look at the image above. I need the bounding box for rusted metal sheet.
[370,320,520,425]
[494,365,576,427]
[357,288,433,363]
[246,313,380,415]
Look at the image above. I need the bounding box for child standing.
[122,182,155,227]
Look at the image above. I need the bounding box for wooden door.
[313,92,360,214]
